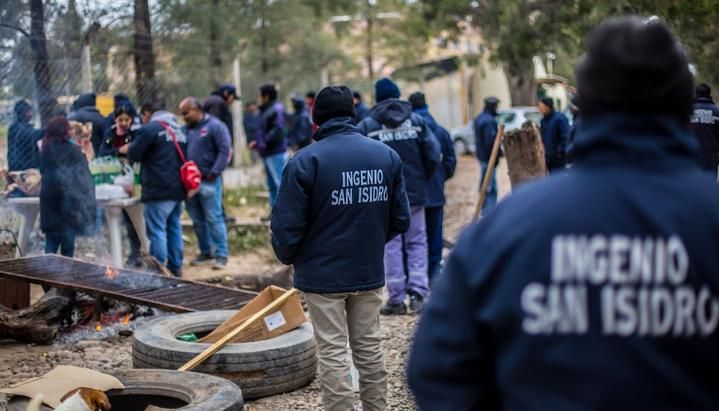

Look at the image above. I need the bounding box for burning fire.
[122,314,130,325]
[95,323,102,332]
[105,266,119,280]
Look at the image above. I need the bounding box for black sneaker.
[380,302,407,315]
[190,254,214,266]
[408,292,424,313]
[212,256,228,270]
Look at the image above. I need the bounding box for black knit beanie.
[576,16,694,119]
[312,86,356,126]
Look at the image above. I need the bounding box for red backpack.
[158,121,201,195]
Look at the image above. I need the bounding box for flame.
[122,314,130,325]
[95,323,102,332]
[105,266,119,280]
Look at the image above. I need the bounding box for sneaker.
[212,256,228,270]
[190,254,214,266]
[380,302,407,315]
[408,292,424,313]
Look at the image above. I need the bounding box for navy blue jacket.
[540,110,570,171]
[203,93,233,139]
[184,114,232,179]
[414,107,456,207]
[7,120,43,171]
[473,109,498,162]
[409,114,719,411]
[243,112,259,144]
[127,112,187,202]
[271,117,410,294]
[256,101,288,158]
[40,141,96,235]
[68,105,107,155]
[690,96,719,172]
[357,99,440,207]
[288,106,313,149]
[355,102,370,121]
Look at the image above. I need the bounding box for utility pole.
[366,0,374,80]
[80,22,101,93]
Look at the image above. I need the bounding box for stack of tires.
[132,310,317,399]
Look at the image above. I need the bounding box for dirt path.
[0,154,510,410]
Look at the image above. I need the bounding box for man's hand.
[248,140,257,150]
[118,144,130,154]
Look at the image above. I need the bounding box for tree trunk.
[209,0,223,86]
[0,289,72,345]
[503,122,547,188]
[29,0,56,126]
[505,65,536,106]
[260,0,268,75]
[80,22,101,93]
[134,0,157,104]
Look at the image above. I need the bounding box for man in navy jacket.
[473,96,500,213]
[7,100,43,173]
[409,92,456,283]
[409,17,719,410]
[67,93,107,154]
[180,97,232,270]
[124,104,187,277]
[358,78,440,315]
[539,96,570,172]
[271,86,410,411]
[690,83,719,176]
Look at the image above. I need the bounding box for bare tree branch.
[0,23,30,39]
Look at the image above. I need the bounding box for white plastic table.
[6,196,150,268]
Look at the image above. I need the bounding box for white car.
[451,106,543,155]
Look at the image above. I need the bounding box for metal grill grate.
[0,255,256,312]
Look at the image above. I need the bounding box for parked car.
[451,106,543,155]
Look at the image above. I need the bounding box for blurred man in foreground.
[409,17,719,410]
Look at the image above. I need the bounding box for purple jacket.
[256,101,288,157]
[183,114,232,178]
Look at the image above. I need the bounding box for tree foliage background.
[2,0,719,116]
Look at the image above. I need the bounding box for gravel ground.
[0,155,505,410]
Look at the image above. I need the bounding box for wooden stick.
[178,287,298,372]
[473,124,505,222]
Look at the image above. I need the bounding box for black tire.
[7,369,243,411]
[132,310,317,399]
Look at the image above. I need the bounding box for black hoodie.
[67,93,107,154]
[357,99,440,206]
[271,117,410,293]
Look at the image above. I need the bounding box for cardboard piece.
[199,285,306,344]
[0,365,124,408]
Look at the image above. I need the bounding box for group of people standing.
[270,77,456,410]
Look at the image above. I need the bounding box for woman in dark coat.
[40,116,96,257]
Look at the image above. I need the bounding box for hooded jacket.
[67,93,107,154]
[40,141,96,235]
[203,93,233,139]
[271,117,410,294]
[690,96,719,172]
[183,114,232,179]
[8,105,43,172]
[540,110,571,171]
[256,100,288,158]
[357,99,440,206]
[127,111,187,202]
[408,113,719,411]
[414,106,456,207]
[474,108,499,162]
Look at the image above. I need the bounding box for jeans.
[45,231,76,257]
[425,206,444,284]
[479,161,498,214]
[385,206,429,305]
[186,178,229,258]
[305,288,387,411]
[144,200,184,276]
[263,152,289,207]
